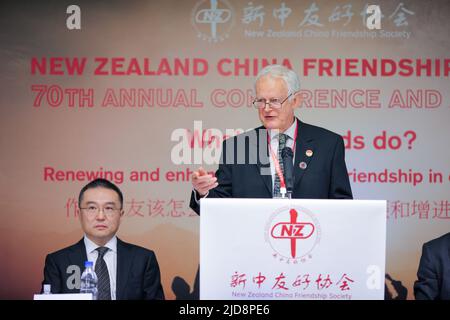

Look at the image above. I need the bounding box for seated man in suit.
[414,232,450,300]
[190,64,353,214]
[41,178,164,300]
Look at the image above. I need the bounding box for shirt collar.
[84,235,117,254]
[269,118,297,141]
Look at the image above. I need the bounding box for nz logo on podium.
[266,207,321,264]
[191,0,234,43]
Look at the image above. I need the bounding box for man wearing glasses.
[190,64,352,214]
[41,178,164,300]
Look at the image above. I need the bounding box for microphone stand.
[281,147,294,200]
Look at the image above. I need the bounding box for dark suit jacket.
[190,119,353,214]
[42,238,165,300]
[414,232,450,300]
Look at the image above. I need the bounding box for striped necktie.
[273,133,287,197]
[95,247,111,300]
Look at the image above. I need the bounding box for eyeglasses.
[79,205,121,217]
[253,93,293,109]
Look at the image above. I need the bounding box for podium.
[200,199,386,300]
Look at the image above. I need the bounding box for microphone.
[281,147,294,199]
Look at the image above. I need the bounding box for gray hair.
[254,64,301,99]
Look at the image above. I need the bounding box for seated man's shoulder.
[425,232,450,251]
[120,240,157,257]
[47,240,83,259]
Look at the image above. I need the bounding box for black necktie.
[95,247,111,300]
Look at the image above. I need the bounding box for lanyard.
[267,120,298,192]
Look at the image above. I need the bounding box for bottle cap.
[43,284,51,294]
[84,261,93,268]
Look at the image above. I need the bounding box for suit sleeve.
[42,254,62,293]
[189,140,234,215]
[143,252,165,300]
[414,243,439,300]
[328,136,353,199]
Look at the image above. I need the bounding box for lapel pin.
[299,162,307,169]
[306,149,313,157]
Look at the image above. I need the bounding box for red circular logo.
[265,206,321,264]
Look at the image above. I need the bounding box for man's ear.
[292,92,302,109]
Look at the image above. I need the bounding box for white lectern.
[200,199,386,300]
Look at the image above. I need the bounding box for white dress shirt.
[84,235,117,300]
[268,120,297,193]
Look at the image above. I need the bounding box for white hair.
[254,64,301,100]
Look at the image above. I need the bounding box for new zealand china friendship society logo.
[191,0,235,43]
[265,206,321,264]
